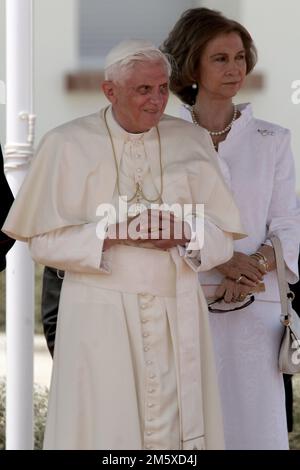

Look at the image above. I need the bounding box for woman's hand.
[217,251,265,287]
[255,245,276,272]
[215,278,254,303]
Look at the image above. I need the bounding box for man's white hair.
[104,39,171,82]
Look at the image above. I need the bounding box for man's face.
[104,60,169,133]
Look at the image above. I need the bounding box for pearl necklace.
[191,104,238,136]
[103,106,163,215]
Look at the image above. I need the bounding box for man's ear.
[102,80,117,104]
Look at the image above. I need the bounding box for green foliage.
[33,383,48,449]
[0,377,48,450]
[289,375,300,450]
[0,379,5,449]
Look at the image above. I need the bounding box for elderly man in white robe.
[3,40,245,450]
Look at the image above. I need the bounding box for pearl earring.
[192,83,197,89]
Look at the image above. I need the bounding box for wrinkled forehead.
[119,59,169,84]
[204,31,245,55]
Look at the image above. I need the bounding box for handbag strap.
[270,235,294,321]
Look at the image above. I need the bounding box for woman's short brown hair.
[161,8,257,105]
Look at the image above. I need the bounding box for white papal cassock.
[3,107,245,450]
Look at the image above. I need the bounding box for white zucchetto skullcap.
[104,39,158,69]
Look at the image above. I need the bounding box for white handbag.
[271,235,300,374]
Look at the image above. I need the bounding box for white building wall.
[33,0,106,139]
[204,0,300,189]
[0,0,299,188]
[203,0,240,18]
[0,0,106,145]
[0,0,6,142]
[239,0,300,189]
[33,0,197,140]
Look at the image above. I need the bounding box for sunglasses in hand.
[208,294,255,313]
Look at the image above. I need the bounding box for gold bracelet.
[255,250,268,264]
[250,253,262,262]
[251,252,269,272]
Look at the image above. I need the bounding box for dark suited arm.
[41,266,64,357]
[0,144,15,271]
[289,254,300,316]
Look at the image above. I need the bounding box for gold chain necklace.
[103,106,163,208]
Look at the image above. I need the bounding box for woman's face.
[196,32,247,100]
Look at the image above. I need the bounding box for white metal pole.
[5,0,35,450]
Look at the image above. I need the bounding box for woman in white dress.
[162,7,300,450]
